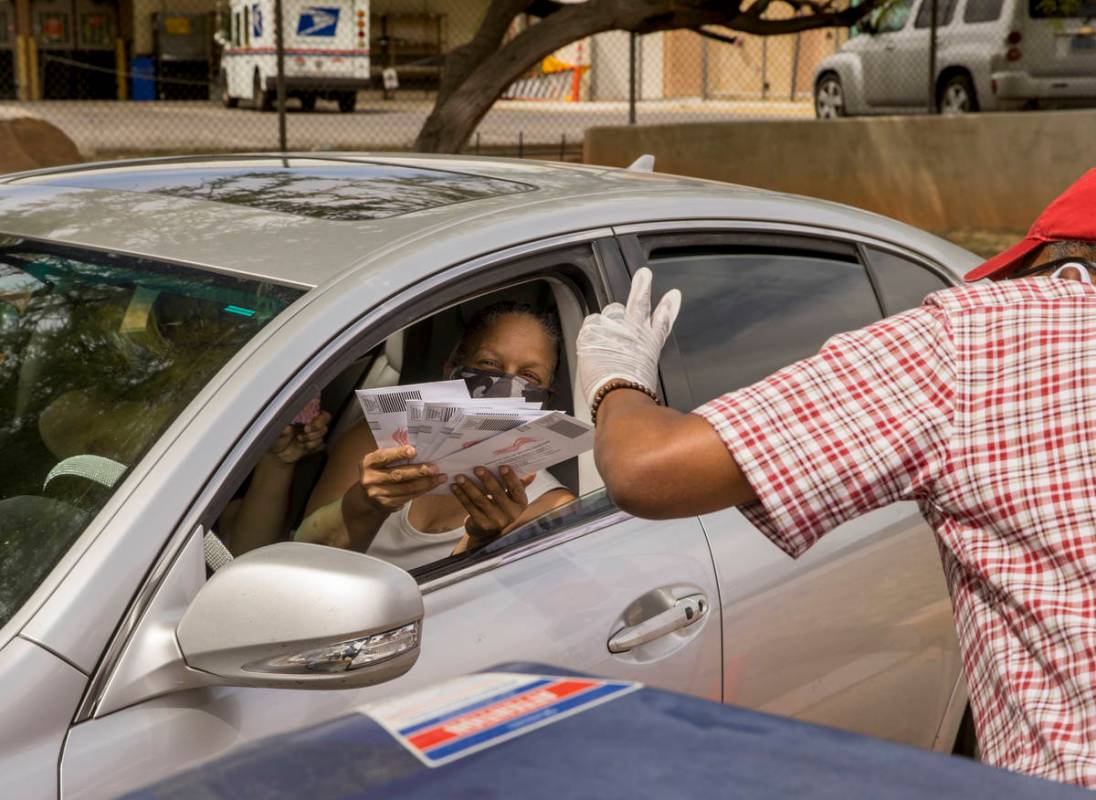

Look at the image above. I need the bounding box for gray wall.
[584,111,1096,232]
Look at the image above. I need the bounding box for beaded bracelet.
[590,379,659,425]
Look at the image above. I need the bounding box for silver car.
[815,0,1096,117]
[0,155,980,799]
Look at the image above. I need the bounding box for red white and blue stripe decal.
[361,673,641,767]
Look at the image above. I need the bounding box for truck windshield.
[1030,0,1096,16]
[0,240,302,629]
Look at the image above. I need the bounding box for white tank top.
[365,471,565,571]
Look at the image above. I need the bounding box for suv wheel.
[815,74,845,119]
[939,74,977,115]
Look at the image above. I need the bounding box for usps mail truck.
[218,0,369,112]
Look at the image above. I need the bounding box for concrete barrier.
[0,109,82,175]
[584,110,1096,232]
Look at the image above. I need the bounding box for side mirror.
[176,542,423,689]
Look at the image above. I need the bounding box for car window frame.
[75,230,633,723]
[617,228,886,409]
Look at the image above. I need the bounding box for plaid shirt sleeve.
[694,305,956,558]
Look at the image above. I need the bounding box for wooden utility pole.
[14,0,31,100]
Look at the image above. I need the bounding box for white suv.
[815,0,1096,117]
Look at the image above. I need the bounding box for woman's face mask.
[451,366,553,407]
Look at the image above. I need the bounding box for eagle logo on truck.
[296,6,339,37]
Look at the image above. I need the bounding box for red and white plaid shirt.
[696,277,1096,786]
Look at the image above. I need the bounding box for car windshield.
[0,239,302,629]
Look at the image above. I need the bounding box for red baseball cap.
[965,168,1096,282]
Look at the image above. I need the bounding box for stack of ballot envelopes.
[357,380,594,495]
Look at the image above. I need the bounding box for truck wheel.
[220,71,238,108]
[300,93,318,112]
[337,92,357,113]
[253,71,274,112]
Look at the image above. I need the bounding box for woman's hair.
[450,300,562,377]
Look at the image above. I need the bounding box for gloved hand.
[576,267,682,410]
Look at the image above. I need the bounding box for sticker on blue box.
[360,672,641,767]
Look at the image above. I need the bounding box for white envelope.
[414,399,535,462]
[429,412,594,495]
[356,380,471,450]
[430,408,551,461]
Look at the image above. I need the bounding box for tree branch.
[691,26,739,45]
[435,0,530,103]
[415,0,886,151]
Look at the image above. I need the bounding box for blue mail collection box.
[130,56,156,101]
[126,663,1090,800]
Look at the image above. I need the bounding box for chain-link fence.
[1,0,1095,162]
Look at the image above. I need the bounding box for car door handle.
[608,594,708,654]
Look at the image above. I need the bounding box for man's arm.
[595,388,756,518]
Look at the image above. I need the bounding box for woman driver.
[295,301,575,569]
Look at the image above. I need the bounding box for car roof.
[0,153,980,288]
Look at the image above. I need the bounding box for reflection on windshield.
[0,241,302,628]
[30,161,537,222]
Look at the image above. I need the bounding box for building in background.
[1,0,846,103]
[3,0,481,99]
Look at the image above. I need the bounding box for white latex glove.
[576,267,682,410]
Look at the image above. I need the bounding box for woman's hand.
[353,446,446,515]
[451,466,536,545]
[269,411,331,465]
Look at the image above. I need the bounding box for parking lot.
[4,95,813,158]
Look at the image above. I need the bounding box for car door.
[615,225,963,749]
[60,235,722,799]
[890,0,960,107]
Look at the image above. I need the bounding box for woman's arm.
[303,420,376,515]
[298,421,445,551]
[222,454,296,554]
[220,413,330,555]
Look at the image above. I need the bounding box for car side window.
[208,244,620,583]
[963,0,1004,22]
[873,0,914,32]
[646,244,883,404]
[863,247,951,316]
[914,0,959,27]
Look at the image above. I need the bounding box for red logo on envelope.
[393,427,410,447]
[493,436,536,456]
